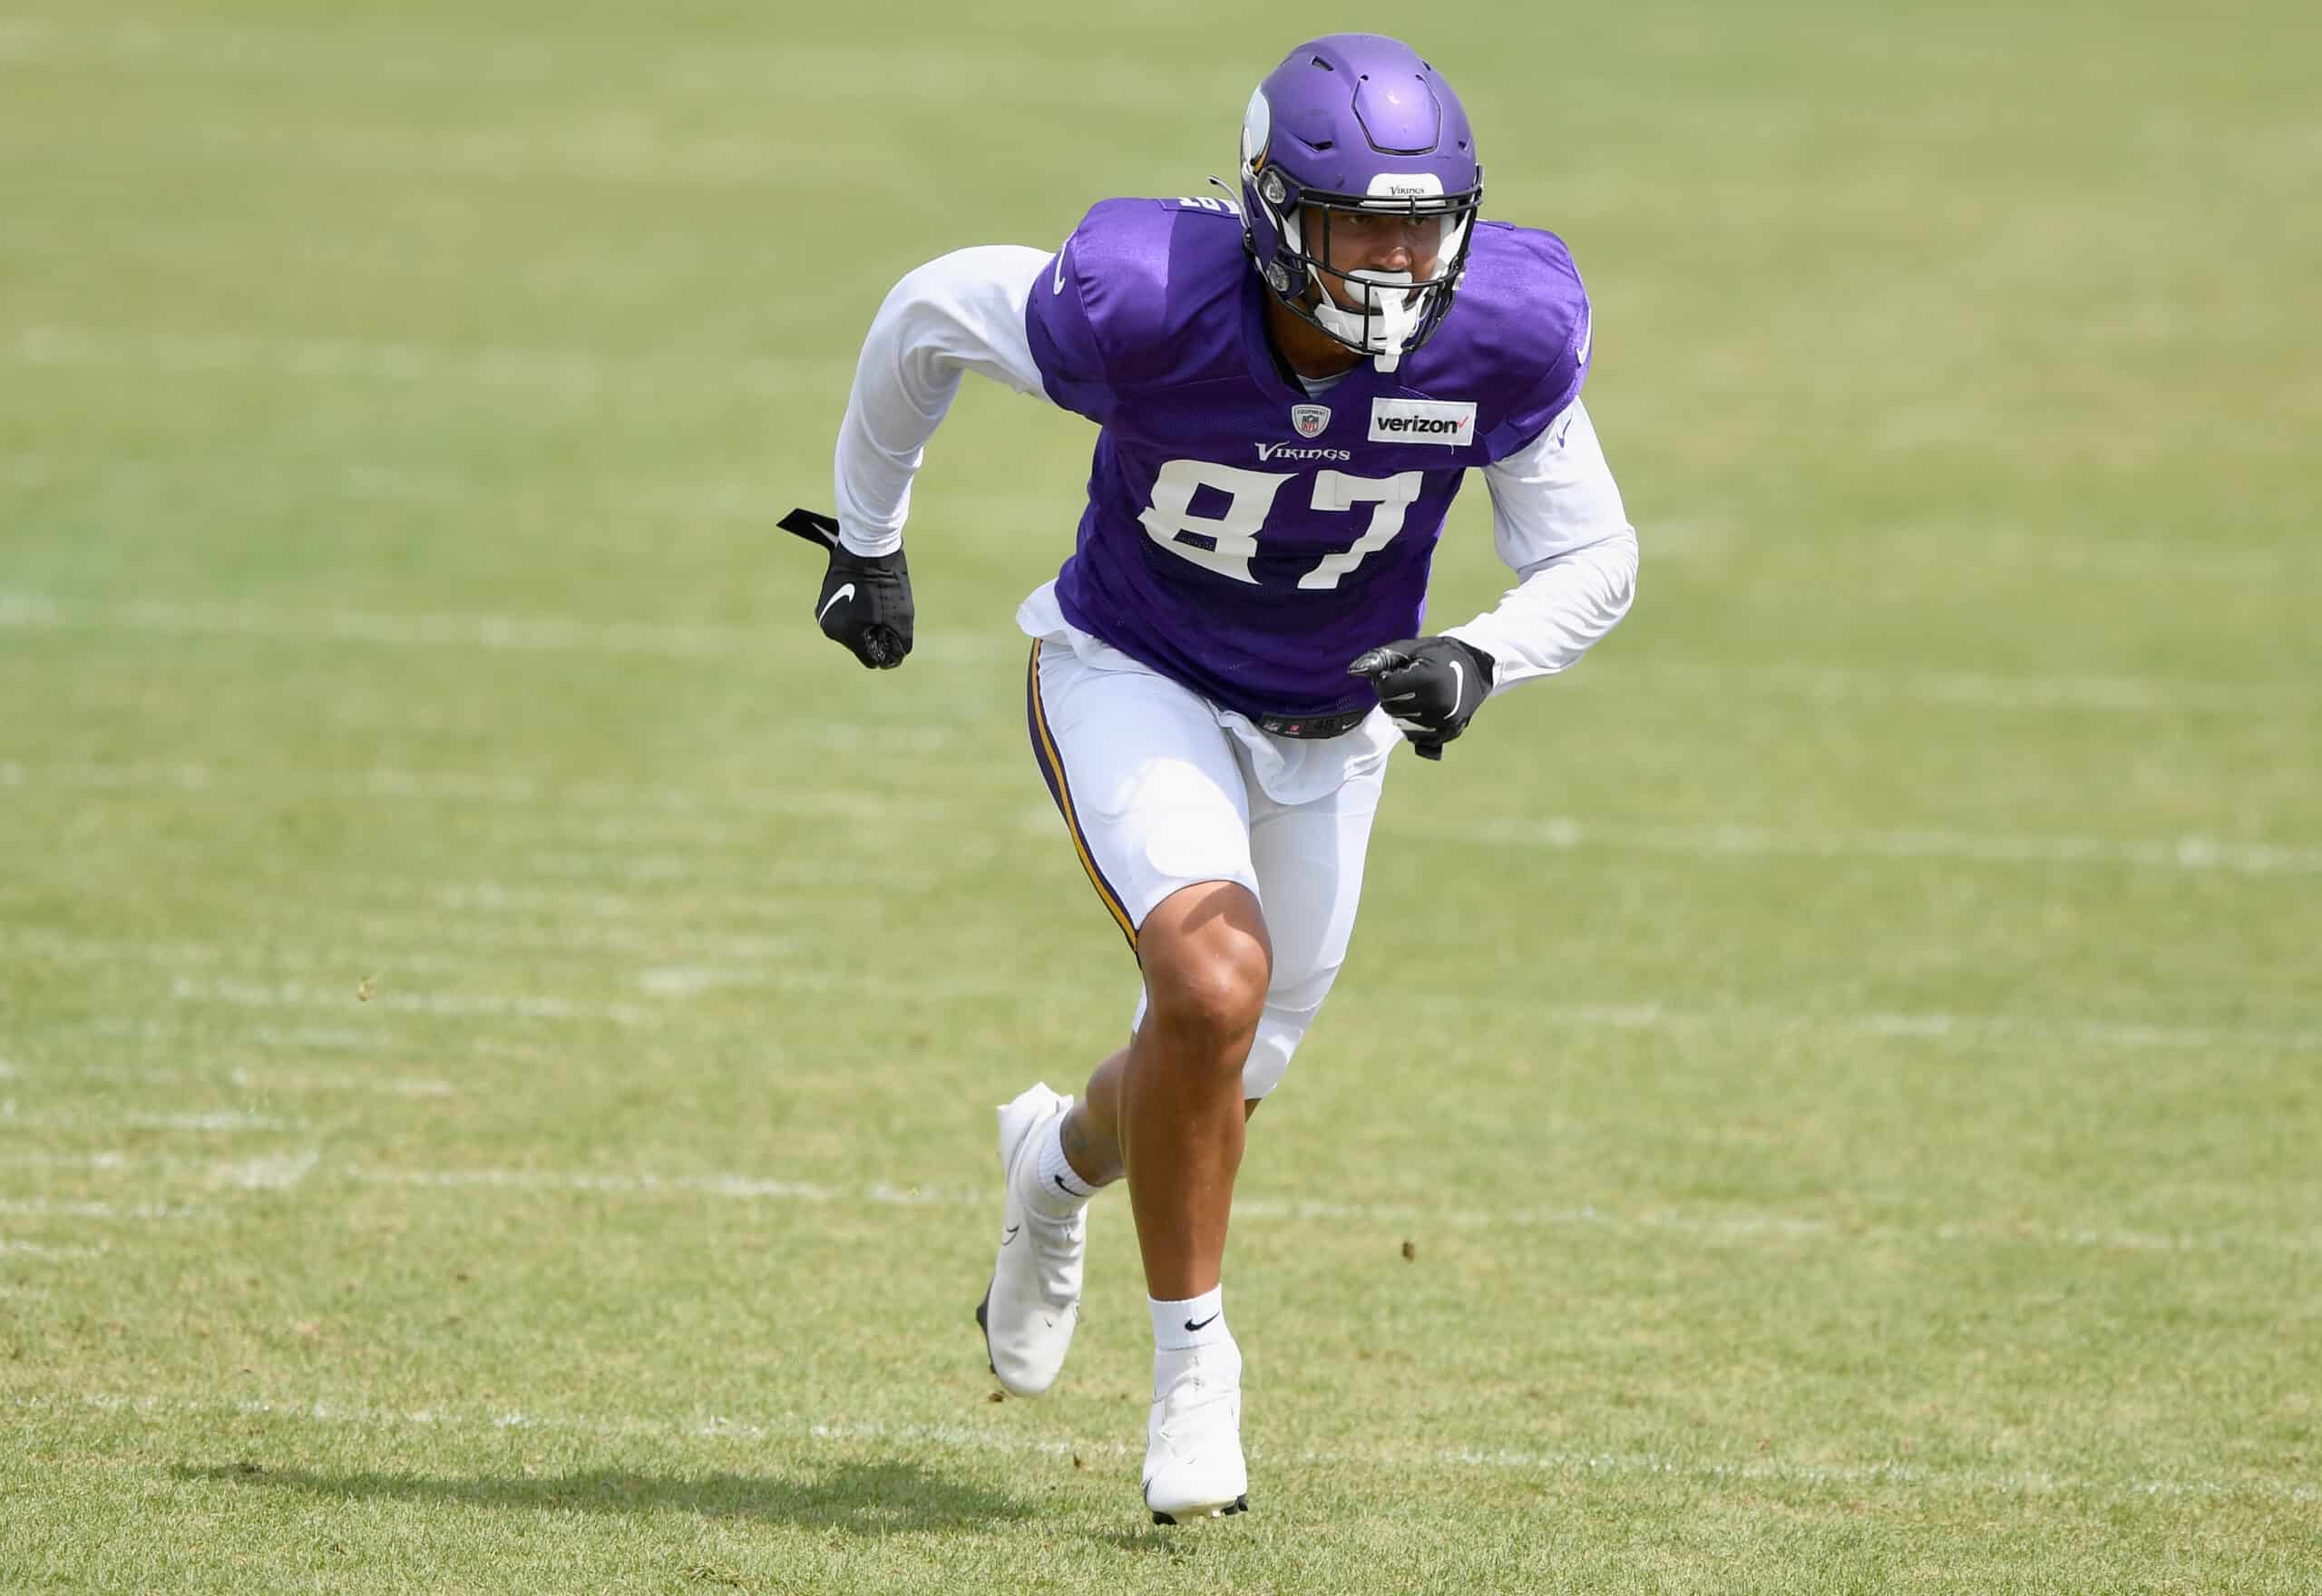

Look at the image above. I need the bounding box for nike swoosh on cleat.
[1001,1224,1020,1245]
[1183,1312,1220,1332]
[1053,1173,1075,1194]
[816,583,855,622]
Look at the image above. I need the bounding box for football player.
[795,33,1638,1522]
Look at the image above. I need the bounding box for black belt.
[1252,706,1371,740]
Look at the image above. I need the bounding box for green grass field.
[4,1,2318,1590]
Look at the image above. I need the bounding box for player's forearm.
[1445,397,1638,691]
[1444,529,1637,692]
[831,245,1049,557]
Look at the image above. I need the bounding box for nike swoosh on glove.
[1346,636,1497,761]
[778,508,914,670]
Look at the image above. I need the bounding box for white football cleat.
[1143,1339,1250,1523]
[974,1083,1084,1397]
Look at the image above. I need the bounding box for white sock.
[1029,1114,1098,1219]
[1150,1286,1228,1353]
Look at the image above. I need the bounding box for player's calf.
[1118,883,1269,1298]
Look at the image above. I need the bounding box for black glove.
[1347,635,1497,761]
[777,508,913,669]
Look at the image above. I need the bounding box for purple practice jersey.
[1025,196,1592,721]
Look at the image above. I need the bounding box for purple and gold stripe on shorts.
[1024,640,1138,955]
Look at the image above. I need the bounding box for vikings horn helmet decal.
[1238,34,1485,371]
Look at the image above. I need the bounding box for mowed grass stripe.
[12,931,2319,1055]
[1,453,1080,549]
[7,326,854,394]
[0,16,1251,107]
[7,1139,2319,1260]
[7,1058,454,1099]
[337,1166,2322,1259]
[6,595,2307,714]
[11,1391,2316,1508]
[5,756,2314,875]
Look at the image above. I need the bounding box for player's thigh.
[1024,639,1257,945]
[1238,754,1385,1097]
[1248,759,1383,997]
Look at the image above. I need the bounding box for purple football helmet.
[1237,34,1484,369]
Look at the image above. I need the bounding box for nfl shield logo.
[1291,404,1331,438]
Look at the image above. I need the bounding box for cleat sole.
[1150,1494,1249,1526]
[975,1283,996,1376]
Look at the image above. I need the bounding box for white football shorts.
[1019,585,1396,1099]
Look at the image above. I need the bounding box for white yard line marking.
[0,592,1008,667]
[348,1166,943,1207]
[0,19,1231,91]
[0,1196,201,1221]
[0,1056,454,1100]
[0,1150,318,1191]
[210,1151,321,1192]
[1446,999,2322,1056]
[6,754,2317,880]
[169,976,652,1027]
[15,1392,2313,1506]
[2,1102,291,1134]
[15,934,2316,1052]
[4,590,2307,715]
[159,964,2322,1045]
[11,931,505,982]
[1440,814,2322,878]
[9,326,851,397]
[0,1240,105,1260]
[9,926,803,979]
[0,22,1243,119]
[232,1070,455,1100]
[8,929,780,1006]
[50,1018,393,1053]
[1,1107,265,1134]
[343,1165,2320,1258]
[243,1026,393,1052]
[29,921,803,970]
[0,1152,139,1173]
[15,925,929,1004]
[1639,517,2305,585]
[0,1147,2308,1257]
[126,1111,288,1134]
[2,452,1068,560]
[1630,659,2295,715]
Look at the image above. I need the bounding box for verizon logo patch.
[1369,398,1477,446]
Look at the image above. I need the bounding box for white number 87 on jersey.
[1137,459,1423,589]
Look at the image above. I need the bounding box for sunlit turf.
[3,0,2317,1590]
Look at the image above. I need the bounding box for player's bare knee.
[1148,950,1269,1056]
[1139,885,1272,1062]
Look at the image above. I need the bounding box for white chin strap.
[1310,269,1425,373]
